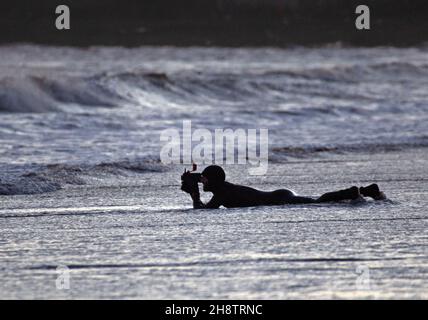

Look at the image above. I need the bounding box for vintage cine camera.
[181,164,201,193]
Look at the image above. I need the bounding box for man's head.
[201,165,226,191]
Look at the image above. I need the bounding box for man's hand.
[181,171,200,195]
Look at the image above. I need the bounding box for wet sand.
[1,147,427,299]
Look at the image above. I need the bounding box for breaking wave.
[0,158,166,195]
[0,75,122,113]
[270,138,428,162]
[2,59,428,114]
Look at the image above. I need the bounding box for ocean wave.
[0,75,122,113]
[0,158,166,195]
[0,77,58,113]
[263,61,428,83]
[0,176,61,196]
[34,76,121,107]
[103,61,428,106]
[2,58,427,114]
[270,139,428,162]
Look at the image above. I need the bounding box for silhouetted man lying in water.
[181,165,386,209]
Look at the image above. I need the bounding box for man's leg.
[272,189,317,204]
[286,195,317,204]
[316,186,360,203]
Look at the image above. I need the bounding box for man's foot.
[360,184,386,200]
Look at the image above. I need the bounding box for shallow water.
[1,150,427,299]
[0,45,427,299]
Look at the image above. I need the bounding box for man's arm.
[190,192,221,209]
[181,170,221,209]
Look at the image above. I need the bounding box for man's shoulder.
[222,181,241,189]
[213,181,239,193]
[222,181,257,192]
